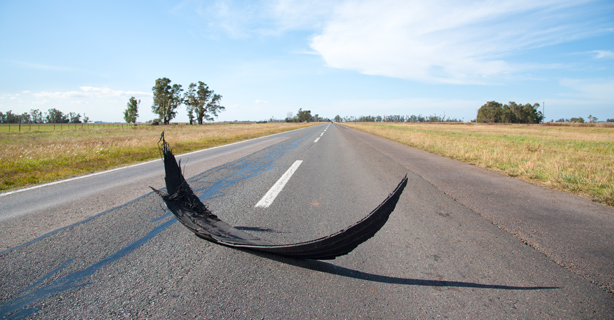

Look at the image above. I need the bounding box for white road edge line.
[0,125,314,198]
[314,137,320,143]
[255,160,303,208]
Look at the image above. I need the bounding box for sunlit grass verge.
[1,122,317,192]
[342,122,614,207]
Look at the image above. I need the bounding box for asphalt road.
[1,123,613,319]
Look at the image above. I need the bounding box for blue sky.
[1,0,613,123]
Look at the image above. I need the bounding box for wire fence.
[0,122,275,133]
[0,123,144,133]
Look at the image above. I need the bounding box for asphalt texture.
[0,132,289,250]
[1,123,613,319]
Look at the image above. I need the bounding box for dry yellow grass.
[1,122,316,192]
[342,122,614,206]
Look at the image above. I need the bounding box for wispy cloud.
[33,86,151,99]
[560,78,614,100]
[172,0,265,39]
[591,50,614,59]
[12,61,72,71]
[179,0,612,84]
[172,0,335,38]
[310,0,611,84]
[266,0,337,33]
[2,87,155,122]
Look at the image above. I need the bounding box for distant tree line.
[476,101,543,123]
[0,108,89,124]
[144,77,224,125]
[554,115,604,123]
[280,108,462,123]
[333,114,462,123]
[285,108,326,122]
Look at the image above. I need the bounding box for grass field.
[0,122,316,192]
[0,122,133,133]
[342,122,614,207]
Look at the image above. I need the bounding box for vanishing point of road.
[1,123,613,318]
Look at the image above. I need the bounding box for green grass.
[1,122,317,192]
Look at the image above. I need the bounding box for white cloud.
[12,61,72,71]
[310,0,608,84]
[33,90,86,99]
[266,0,337,33]
[592,50,614,59]
[79,86,151,98]
[181,0,610,84]
[33,86,151,99]
[2,87,155,122]
[1,93,21,100]
[172,0,336,38]
[255,99,268,104]
[560,78,614,100]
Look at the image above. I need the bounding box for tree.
[296,108,312,122]
[68,112,81,123]
[588,115,598,123]
[1,110,19,123]
[46,108,68,123]
[18,112,30,123]
[30,109,43,123]
[169,84,184,122]
[184,81,225,124]
[519,103,543,123]
[477,101,503,123]
[124,96,140,124]
[334,115,342,122]
[152,78,182,125]
[501,102,516,123]
[477,101,543,123]
[205,93,224,122]
[184,83,197,124]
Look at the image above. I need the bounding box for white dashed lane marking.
[255,160,303,208]
[257,124,330,208]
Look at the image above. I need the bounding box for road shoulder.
[341,125,614,296]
